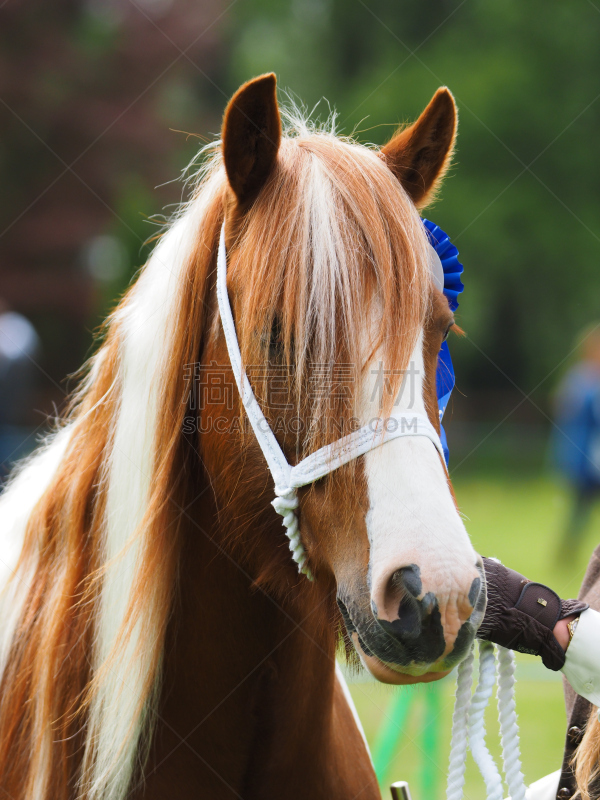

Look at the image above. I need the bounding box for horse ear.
[222,73,281,207]
[381,87,457,208]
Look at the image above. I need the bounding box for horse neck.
[141,485,348,799]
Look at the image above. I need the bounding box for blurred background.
[1,1,600,797]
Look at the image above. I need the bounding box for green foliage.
[227,1,600,396]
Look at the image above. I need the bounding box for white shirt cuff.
[562,607,600,712]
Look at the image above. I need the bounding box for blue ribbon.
[422,219,464,465]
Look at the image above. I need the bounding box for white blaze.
[362,331,477,628]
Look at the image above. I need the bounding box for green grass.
[347,473,600,800]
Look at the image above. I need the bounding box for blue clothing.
[553,364,600,488]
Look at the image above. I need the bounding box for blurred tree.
[0,0,227,420]
[2,0,600,426]
[227,0,600,416]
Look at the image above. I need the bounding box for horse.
[0,73,485,800]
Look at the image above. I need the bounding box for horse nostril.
[378,588,441,644]
[381,564,422,618]
[381,565,424,617]
[420,592,436,617]
[393,564,422,598]
[379,565,441,643]
[394,594,421,638]
[469,576,482,608]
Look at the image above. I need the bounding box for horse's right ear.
[222,73,281,208]
[381,88,457,208]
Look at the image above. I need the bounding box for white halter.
[216,225,444,579]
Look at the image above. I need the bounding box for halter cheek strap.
[216,225,444,579]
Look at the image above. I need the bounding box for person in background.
[552,325,600,557]
[0,300,40,480]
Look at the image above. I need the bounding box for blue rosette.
[422,218,465,465]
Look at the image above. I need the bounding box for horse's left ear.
[222,73,282,208]
[381,87,457,208]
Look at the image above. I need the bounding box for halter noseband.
[216,224,445,579]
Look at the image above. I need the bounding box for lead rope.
[446,647,474,800]
[468,642,504,800]
[497,646,527,800]
[446,641,526,800]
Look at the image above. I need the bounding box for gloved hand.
[478,557,589,671]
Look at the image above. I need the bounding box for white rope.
[446,644,475,800]
[497,646,526,800]
[446,640,525,800]
[216,225,445,578]
[468,641,504,800]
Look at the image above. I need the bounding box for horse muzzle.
[337,559,486,684]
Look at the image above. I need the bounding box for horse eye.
[442,323,453,342]
[269,316,284,359]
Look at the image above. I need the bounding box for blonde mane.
[0,109,431,800]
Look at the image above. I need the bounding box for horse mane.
[0,106,431,800]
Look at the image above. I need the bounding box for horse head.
[199,74,485,686]
[0,73,490,799]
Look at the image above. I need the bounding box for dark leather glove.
[478,557,589,671]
